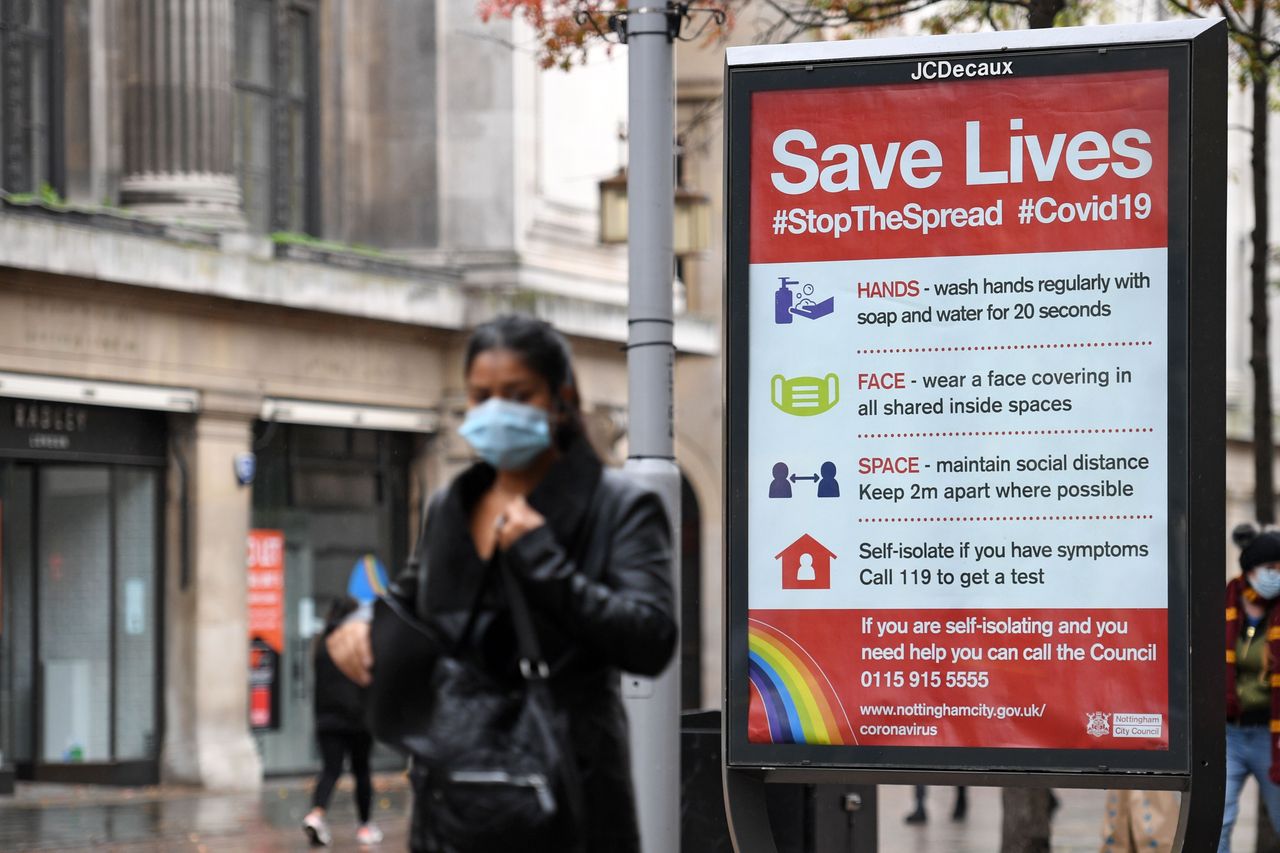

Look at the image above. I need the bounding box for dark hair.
[464,314,586,448]
[325,595,360,629]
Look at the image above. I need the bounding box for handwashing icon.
[793,295,835,319]
[775,277,835,324]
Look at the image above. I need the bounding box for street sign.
[723,20,1225,851]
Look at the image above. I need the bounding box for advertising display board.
[723,20,1224,810]
[248,529,285,731]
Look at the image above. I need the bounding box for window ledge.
[2,194,223,248]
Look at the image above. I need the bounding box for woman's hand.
[497,495,546,550]
[326,620,374,687]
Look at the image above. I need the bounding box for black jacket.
[314,625,369,734]
[395,437,678,852]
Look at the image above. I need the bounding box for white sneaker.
[303,812,332,847]
[356,823,384,845]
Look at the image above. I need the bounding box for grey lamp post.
[622,8,681,853]
[588,4,719,848]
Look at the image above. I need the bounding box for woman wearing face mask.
[1220,526,1280,852]
[326,314,678,852]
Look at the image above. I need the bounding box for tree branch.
[758,0,1036,35]
[766,0,947,28]
[985,2,1004,30]
[1208,0,1280,56]
[1162,0,1205,19]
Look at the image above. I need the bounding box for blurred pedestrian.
[326,314,678,852]
[904,785,967,824]
[1099,790,1178,852]
[303,596,382,847]
[1219,524,1280,852]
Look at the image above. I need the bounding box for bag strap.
[498,554,586,844]
[499,553,550,680]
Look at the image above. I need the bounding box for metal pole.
[622,7,681,853]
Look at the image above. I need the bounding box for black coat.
[395,438,678,853]
[314,626,369,734]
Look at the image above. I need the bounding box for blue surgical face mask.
[458,398,552,471]
[1251,567,1280,600]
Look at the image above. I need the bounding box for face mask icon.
[771,373,839,416]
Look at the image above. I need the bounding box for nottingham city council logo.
[1086,712,1110,738]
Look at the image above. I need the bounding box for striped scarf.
[1226,575,1280,781]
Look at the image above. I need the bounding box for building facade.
[0,0,718,790]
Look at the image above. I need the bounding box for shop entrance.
[251,422,411,775]
[0,462,164,785]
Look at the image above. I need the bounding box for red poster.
[749,70,1169,264]
[743,66,1174,752]
[748,609,1168,749]
[247,529,284,730]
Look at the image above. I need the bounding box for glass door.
[0,463,164,784]
[38,467,113,767]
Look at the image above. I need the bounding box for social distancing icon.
[769,461,840,498]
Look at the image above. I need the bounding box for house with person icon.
[776,534,836,590]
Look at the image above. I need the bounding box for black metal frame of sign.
[721,20,1224,852]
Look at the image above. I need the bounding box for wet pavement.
[878,782,1251,852]
[0,774,412,852]
[0,776,1252,851]
[880,784,1111,852]
[880,783,1108,852]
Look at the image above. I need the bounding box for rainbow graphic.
[748,618,856,745]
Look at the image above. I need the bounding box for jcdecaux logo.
[911,59,1014,81]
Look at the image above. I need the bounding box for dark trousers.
[312,730,373,823]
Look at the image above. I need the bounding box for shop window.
[234,0,317,234]
[0,465,34,767]
[113,469,159,761]
[350,429,380,461]
[0,0,62,196]
[252,423,410,514]
[291,467,379,509]
[38,467,112,763]
[5,465,163,771]
[289,424,351,460]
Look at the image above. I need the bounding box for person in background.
[1219,524,1280,852]
[904,784,967,824]
[303,596,382,847]
[1099,790,1179,852]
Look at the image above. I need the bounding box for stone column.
[120,0,243,227]
[162,400,262,790]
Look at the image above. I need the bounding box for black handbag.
[368,518,585,853]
